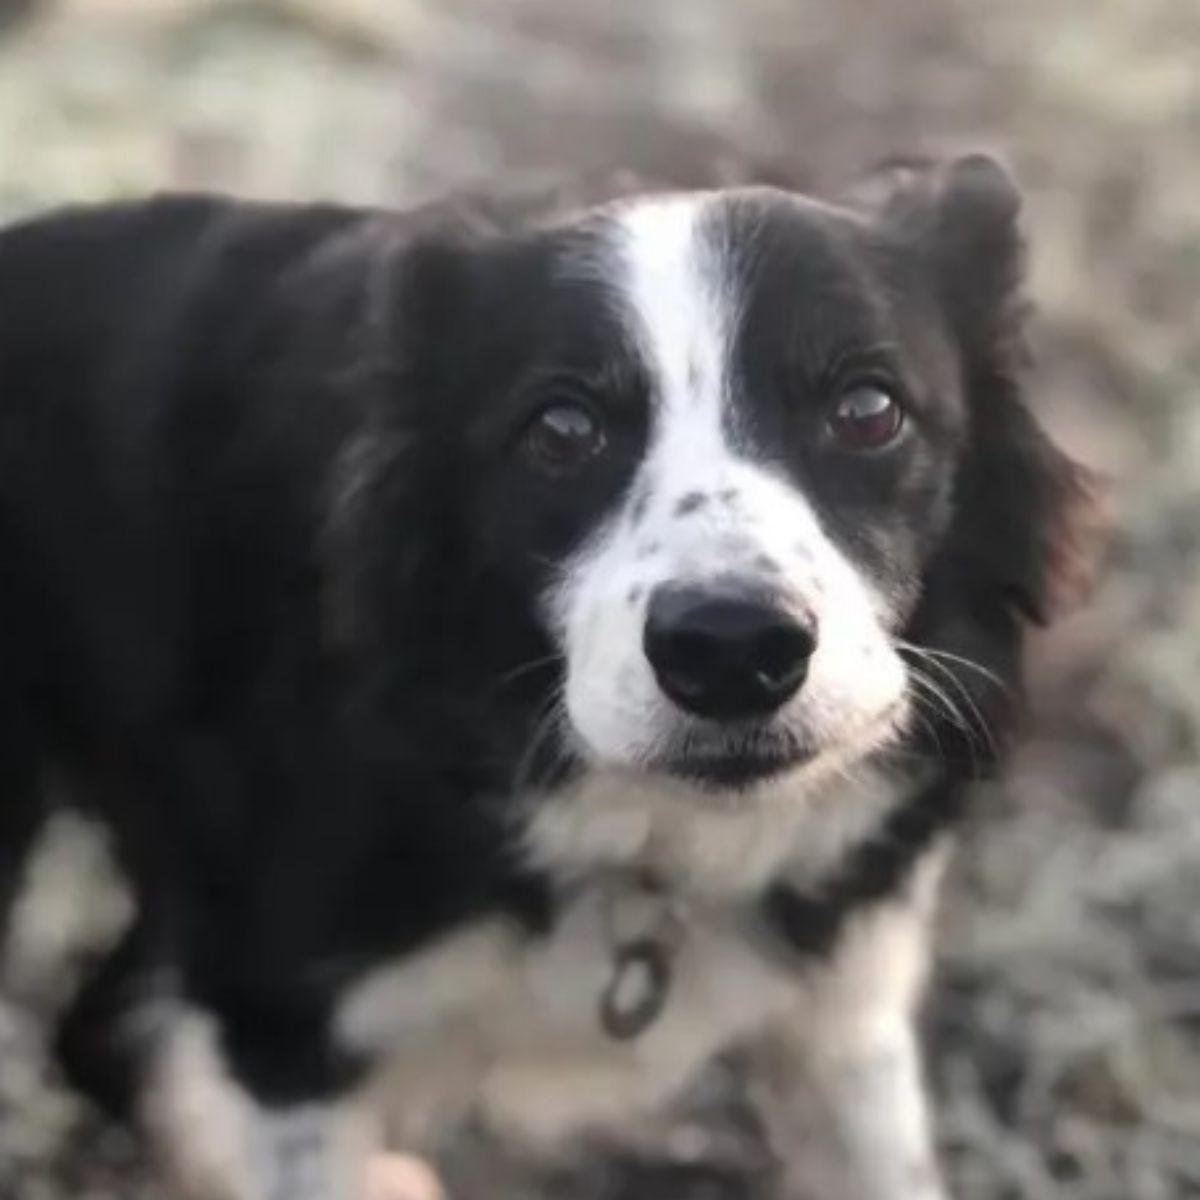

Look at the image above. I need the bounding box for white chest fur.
[335,843,944,1155]
[333,763,943,1155]
[142,843,946,1200]
[520,762,913,898]
[133,745,947,1200]
[337,883,797,1149]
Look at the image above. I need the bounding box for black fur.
[0,162,1096,1133]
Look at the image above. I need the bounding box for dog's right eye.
[520,401,607,475]
[826,384,905,452]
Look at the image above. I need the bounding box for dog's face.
[528,193,949,789]
[375,156,1094,803]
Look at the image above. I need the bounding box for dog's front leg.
[751,852,948,1200]
[139,1002,378,1200]
[752,1013,944,1200]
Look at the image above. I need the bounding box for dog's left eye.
[520,401,607,475]
[827,385,905,451]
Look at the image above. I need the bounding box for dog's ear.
[851,152,1024,351]
[958,399,1107,626]
[321,231,470,666]
[859,152,1106,624]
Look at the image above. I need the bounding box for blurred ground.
[1,1,1199,1197]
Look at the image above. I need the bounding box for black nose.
[643,583,816,721]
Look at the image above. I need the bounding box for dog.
[0,154,1098,1200]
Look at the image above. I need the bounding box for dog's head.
[339,154,1100,809]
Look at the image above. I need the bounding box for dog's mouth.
[656,727,812,790]
[661,746,808,789]
[649,700,910,792]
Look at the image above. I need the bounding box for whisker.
[901,698,948,768]
[513,689,570,793]
[905,667,984,773]
[496,652,565,689]
[913,655,998,760]
[528,551,573,586]
[896,641,1009,695]
[906,669,964,728]
[898,639,1003,764]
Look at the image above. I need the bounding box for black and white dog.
[0,155,1098,1200]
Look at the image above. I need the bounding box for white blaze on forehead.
[610,195,735,459]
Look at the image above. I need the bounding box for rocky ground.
[1,1,1199,1198]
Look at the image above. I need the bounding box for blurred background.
[0,1,1198,1198]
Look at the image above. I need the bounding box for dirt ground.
[1,1,1199,1198]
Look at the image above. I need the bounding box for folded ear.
[851,151,1025,351]
[320,231,471,662]
[857,152,1106,625]
[958,399,1107,626]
